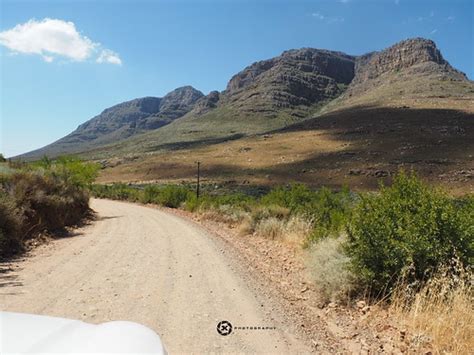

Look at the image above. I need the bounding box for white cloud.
[311,12,344,24]
[430,29,438,34]
[0,18,121,65]
[447,15,455,21]
[97,49,122,65]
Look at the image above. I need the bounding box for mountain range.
[18,38,473,169]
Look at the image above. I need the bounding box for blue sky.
[1,0,472,157]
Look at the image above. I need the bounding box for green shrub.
[183,194,201,212]
[212,193,256,211]
[262,184,352,240]
[142,185,161,204]
[261,183,314,211]
[32,156,100,188]
[156,185,192,208]
[456,195,474,256]
[92,183,192,208]
[308,187,352,240]
[345,172,473,295]
[91,183,142,202]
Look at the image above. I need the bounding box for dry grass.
[389,261,473,354]
[199,205,249,226]
[281,216,313,246]
[253,214,312,244]
[198,203,313,245]
[307,236,356,303]
[236,214,253,236]
[254,217,286,240]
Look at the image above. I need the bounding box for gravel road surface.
[0,199,311,354]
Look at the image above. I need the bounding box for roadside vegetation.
[91,171,473,352]
[1,156,471,352]
[0,156,100,258]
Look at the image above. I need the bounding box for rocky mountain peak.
[223,48,356,114]
[161,86,204,104]
[226,48,355,95]
[157,86,204,119]
[80,96,162,131]
[99,97,161,115]
[352,38,465,85]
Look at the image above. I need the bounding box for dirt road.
[0,199,311,354]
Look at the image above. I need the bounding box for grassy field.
[97,96,474,194]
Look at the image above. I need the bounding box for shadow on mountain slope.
[144,133,246,152]
[100,105,474,192]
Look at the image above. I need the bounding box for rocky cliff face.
[354,39,446,81]
[77,97,162,135]
[347,38,467,96]
[70,86,204,141]
[222,48,356,113]
[192,91,221,115]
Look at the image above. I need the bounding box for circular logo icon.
[217,320,233,336]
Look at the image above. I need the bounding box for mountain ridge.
[17,37,471,160]
[20,86,204,158]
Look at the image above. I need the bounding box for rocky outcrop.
[192,90,221,114]
[222,38,468,112]
[222,48,356,112]
[347,38,467,96]
[72,86,204,140]
[77,97,162,135]
[23,86,204,157]
[156,86,205,119]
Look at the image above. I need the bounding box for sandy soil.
[0,199,312,354]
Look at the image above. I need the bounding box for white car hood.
[0,312,166,354]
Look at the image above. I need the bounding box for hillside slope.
[19,86,204,158]
[96,38,473,192]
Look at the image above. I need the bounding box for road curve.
[0,199,311,354]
